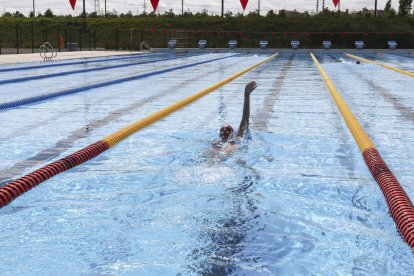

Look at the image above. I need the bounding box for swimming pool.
[0,51,413,275]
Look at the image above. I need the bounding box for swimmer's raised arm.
[236,81,257,138]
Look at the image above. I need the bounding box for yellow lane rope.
[345,53,414,78]
[102,53,279,147]
[310,52,374,152]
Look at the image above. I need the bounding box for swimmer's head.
[219,124,234,141]
[356,60,360,64]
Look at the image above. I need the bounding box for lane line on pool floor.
[345,53,414,78]
[0,59,242,184]
[311,52,414,250]
[0,52,169,73]
[0,53,205,85]
[0,53,241,111]
[0,53,278,209]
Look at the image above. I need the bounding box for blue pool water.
[0,51,413,275]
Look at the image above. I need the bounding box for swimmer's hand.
[245,81,257,95]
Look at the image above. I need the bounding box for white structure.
[291,40,300,49]
[323,40,332,49]
[355,41,364,49]
[198,40,207,49]
[168,40,176,49]
[388,41,397,50]
[228,40,238,49]
[259,40,268,49]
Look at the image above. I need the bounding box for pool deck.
[0,49,412,65]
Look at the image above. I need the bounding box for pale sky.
[0,0,400,16]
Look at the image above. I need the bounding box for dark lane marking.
[0,53,169,73]
[329,53,414,123]
[0,54,240,111]
[0,58,242,185]
[0,53,204,85]
[253,55,295,132]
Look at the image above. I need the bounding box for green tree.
[398,0,413,16]
[13,11,25,17]
[44,8,54,17]
[385,0,397,16]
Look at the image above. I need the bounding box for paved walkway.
[0,51,142,65]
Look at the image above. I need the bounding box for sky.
[0,0,401,17]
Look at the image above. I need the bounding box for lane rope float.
[0,54,240,111]
[0,53,278,208]
[345,53,414,78]
[311,52,414,250]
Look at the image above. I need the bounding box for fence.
[0,22,413,54]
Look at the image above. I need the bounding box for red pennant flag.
[340,32,345,38]
[69,0,76,10]
[150,0,159,12]
[272,32,277,36]
[305,32,311,36]
[239,32,243,37]
[294,32,299,37]
[240,0,249,10]
[332,0,340,7]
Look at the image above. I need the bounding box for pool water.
[0,52,413,275]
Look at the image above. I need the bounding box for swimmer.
[209,81,257,157]
[356,60,361,64]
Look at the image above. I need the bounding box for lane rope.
[0,53,204,85]
[0,54,240,111]
[0,53,278,208]
[311,52,414,250]
[345,53,414,78]
[0,53,170,73]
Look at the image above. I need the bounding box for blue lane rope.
[0,53,170,73]
[0,53,204,85]
[0,54,242,111]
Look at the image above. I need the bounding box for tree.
[44,8,54,18]
[398,0,413,16]
[266,10,276,17]
[385,0,397,16]
[13,11,25,17]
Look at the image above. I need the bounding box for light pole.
[105,0,107,17]
[374,0,378,17]
[222,0,224,17]
[258,0,260,15]
[182,0,184,15]
[32,0,35,17]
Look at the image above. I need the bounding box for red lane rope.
[0,141,109,208]
[363,147,414,248]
